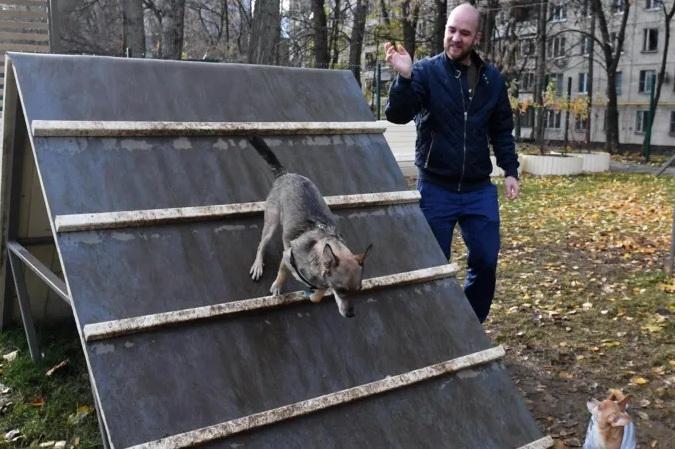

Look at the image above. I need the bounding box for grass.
[0,171,673,448]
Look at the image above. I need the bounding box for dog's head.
[587,389,632,429]
[321,242,372,317]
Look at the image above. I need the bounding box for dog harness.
[582,419,636,449]
[289,249,319,290]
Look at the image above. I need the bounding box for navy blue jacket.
[385,51,519,191]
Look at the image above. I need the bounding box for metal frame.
[31,120,387,138]
[83,264,458,341]
[128,346,507,449]
[55,191,421,233]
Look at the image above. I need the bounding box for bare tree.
[401,0,421,59]
[432,0,447,54]
[349,0,368,84]
[121,0,145,57]
[648,0,675,138]
[311,0,330,67]
[534,0,548,150]
[590,0,631,153]
[248,0,280,64]
[144,0,187,59]
[51,0,123,55]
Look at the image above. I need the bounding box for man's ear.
[322,243,338,270]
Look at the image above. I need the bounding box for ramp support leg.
[7,252,41,362]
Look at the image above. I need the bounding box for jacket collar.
[441,50,485,72]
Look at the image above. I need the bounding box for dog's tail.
[248,136,286,178]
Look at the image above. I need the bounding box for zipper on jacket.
[457,61,484,192]
[424,131,434,168]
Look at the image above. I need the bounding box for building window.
[547,73,564,94]
[643,29,658,52]
[578,73,589,94]
[639,70,656,93]
[520,39,535,56]
[616,71,623,96]
[522,108,535,128]
[580,35,592,55]
[546,110,562,128]
[551,3,567,21]
[611,0,625,14]
[548,37,566,58]
[646,0,663,10]
[520,72,535,92]
[671,111,675,134]
[575,115,589,131]
[635,110,649,133]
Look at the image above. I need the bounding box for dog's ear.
[586,399,600,413]
[617,394,631,411]
[322,243,339,270]
[356,243,373,266]
[610,412,632,427]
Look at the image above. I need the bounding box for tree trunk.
[650,3,675,132]
[349,0,367,85]
[605,70,619,153]
[122,0,145,57]
[329,0,341,68]
[311,0,329,68]
[432,0,447,54]
[159,0,186,59]
[401,0,420,60]
[586,11,595,145]
[534,0,548,152]
[248,0,281,65]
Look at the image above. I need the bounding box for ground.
[0,171,673,448]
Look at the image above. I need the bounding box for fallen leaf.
[630,376,649,385]
[2,350,18,362]
[46,359,69,377]
[30,396,45,407]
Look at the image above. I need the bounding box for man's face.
[444,8,480,63]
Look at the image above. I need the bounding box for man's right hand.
[384,42,413,79]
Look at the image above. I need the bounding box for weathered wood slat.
[0,20,48,30]
[0,31,48,41]
[6,241,70,304]
[127,345,505,449]
[55,191,421,233]
[83,263,458,341]
[516,436,555,449]
[31,120,387,137]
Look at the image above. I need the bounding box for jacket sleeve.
[384,63,428,124]
[489,75,519,179]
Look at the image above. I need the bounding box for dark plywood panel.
[33,134,405,216]
[195,363,540,449]
[57,205,447,324]
[88,279,493,448]
[10,53,373,122]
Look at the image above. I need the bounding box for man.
[384,2,519,323]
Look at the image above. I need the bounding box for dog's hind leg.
[250,207,280,281]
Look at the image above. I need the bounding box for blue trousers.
[418,180,500,323]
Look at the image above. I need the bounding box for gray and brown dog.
[248,136,371,317]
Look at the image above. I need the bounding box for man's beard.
[444,39,473,62]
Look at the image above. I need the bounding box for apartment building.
[507,0,674,148]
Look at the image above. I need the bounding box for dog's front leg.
[308,289,327,303]
[270,261,290,296]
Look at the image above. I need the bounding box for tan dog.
[583,389,636,449]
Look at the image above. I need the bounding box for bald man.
[384,3,519,323]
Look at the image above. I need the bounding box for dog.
[583,389,636,449]
[248,136,372,318]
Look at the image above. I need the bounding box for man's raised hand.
[384,42,413,79]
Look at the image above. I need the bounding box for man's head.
[444,3,481,64]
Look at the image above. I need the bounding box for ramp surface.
[7,53,545,448]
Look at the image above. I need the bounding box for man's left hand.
[504,176,519,200]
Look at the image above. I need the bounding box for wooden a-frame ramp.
[0,52,553,449]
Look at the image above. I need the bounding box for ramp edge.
[126,345,506,449]
[516,435,555,449]
[83,263,459,341]
[55,191,421,233]
[31,120,387,137]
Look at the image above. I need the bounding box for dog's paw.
[249,261,264,281]
[269,281,282,296]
